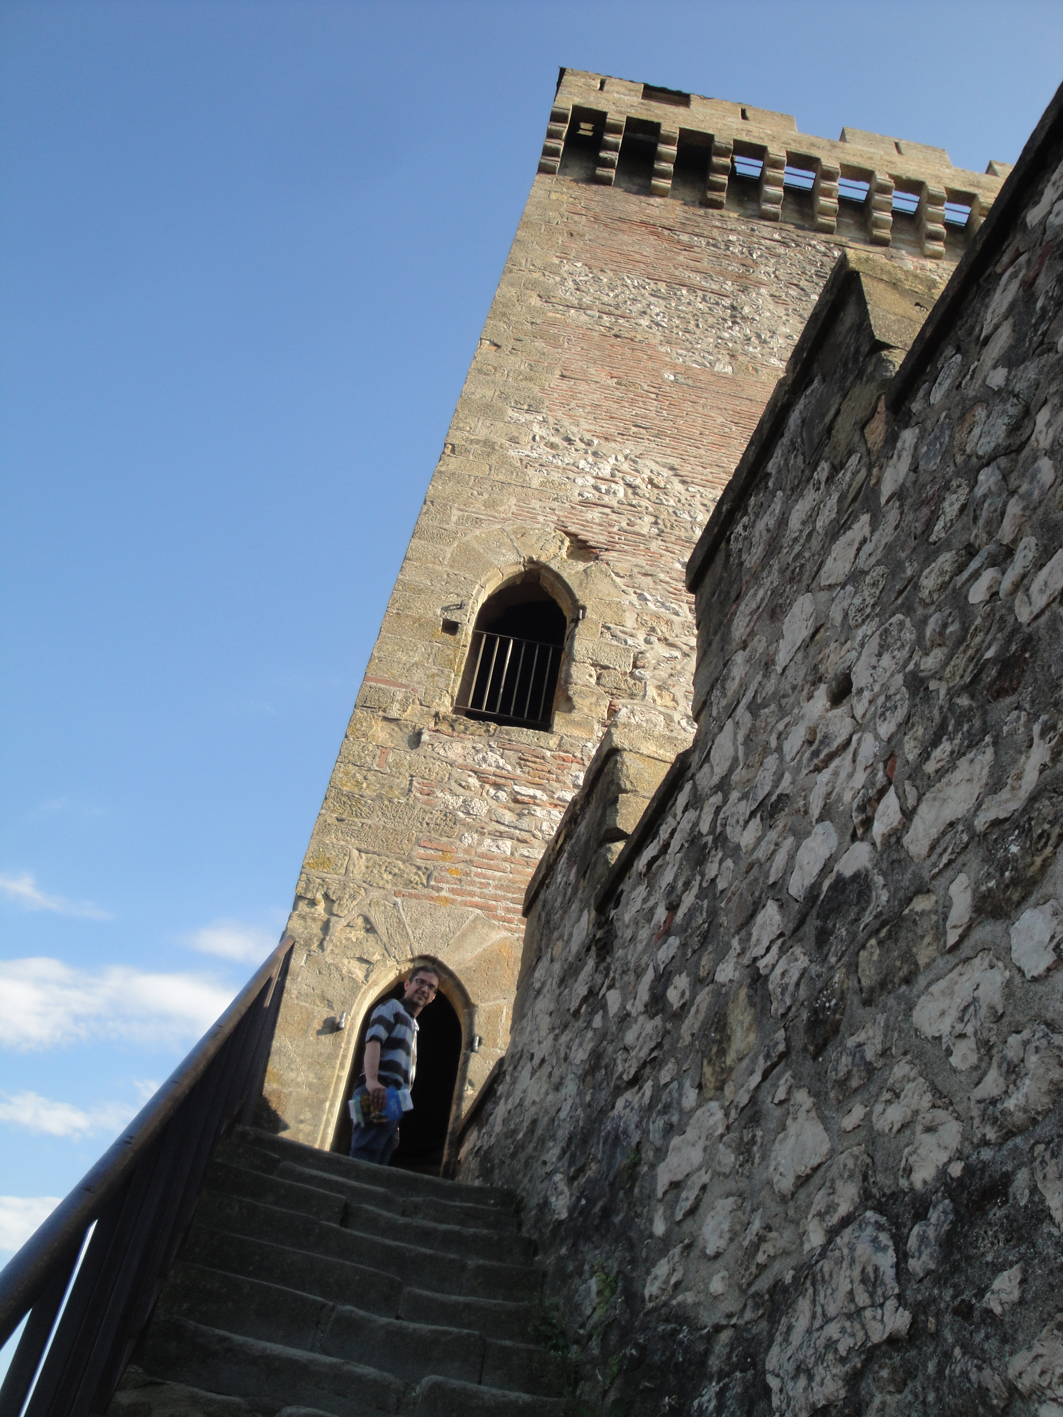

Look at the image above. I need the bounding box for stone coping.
[521,722,691,917]
[592,744,695,917]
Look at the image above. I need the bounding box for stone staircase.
[108,1126,573,1417]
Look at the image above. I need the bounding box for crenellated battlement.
[541,68,1011,262]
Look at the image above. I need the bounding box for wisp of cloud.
[0,1090,134,1137]
[0,958,234,1050]
[0,872,111,920]
[186,920,278,964]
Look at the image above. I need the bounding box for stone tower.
[262,68,1006,1155]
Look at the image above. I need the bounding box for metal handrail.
[0,933,294,1417]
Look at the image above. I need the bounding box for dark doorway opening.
[331,981,463,1175]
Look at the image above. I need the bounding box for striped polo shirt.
[361,997,419,1093]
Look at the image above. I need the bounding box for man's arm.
[362,1040,387,1112]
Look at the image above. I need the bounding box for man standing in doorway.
[349,964,440,1166]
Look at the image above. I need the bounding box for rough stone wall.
[459,90,1063,1416]
[262,69,1003,1152]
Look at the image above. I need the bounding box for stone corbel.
[538,104,571,176]
[704,136,732,208]
[759,148,786,222]
[868,172,895,246]
[812,160,840,234]
[651,127,679,198]
[917,183,947,260]
[594,115,625,185]
[962,191,985,238]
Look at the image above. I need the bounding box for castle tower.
[262,69,1006,1156]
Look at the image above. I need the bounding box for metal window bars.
[457,630,562,730]
[0,936,294,1417]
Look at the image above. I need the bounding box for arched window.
[455,574,568,731]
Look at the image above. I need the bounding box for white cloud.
[0,872,111,920]
[0,1196,61,1254]
[0,1091,134,1138]
[0,958,234,1050]
[186,920,277,964]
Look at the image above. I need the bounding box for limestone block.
[769,1088,831,1198]
[906,1196,954,1279]
[971,1022,1063,1142]
[701,1195,743,1257]
[788,822,837,900]
[1010,900,1063,978]
[655,1101,725,1198]
[1009,1312,1063,1410]
[804,1146,875,1251]
[1034,1138,1063,1225]
[912,949,1008,1070]
[765,1213,910,1417]
[851,615,915,721]
[903,737,994,861]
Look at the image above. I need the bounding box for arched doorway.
[331,974,464,1175]
[455,572,569,731]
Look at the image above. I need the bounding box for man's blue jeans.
[349,1117,400,1166]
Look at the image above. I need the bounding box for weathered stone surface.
[1034,1138,1063,1225]
[911,949,1008,1070]
[769,1089,831,1198]
[903,738,994,862]
[1010,899,1063,979]
[765,1213,910,1417]
[1009,1312,1063,1410]
[788,822,837,900]
[906,1195,954,1280]
[982,1262,1023,1315]
[971,1023,1063,1142]
[804,1147,874,1250]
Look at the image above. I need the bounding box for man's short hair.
[408,963,440,981]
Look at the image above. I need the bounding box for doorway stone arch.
[328,952,476,1171]
[263,887,519,1155]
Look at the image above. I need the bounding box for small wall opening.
[455,573,568,731]
[614,117,660,196]
[559,106,606,180]
[726,142,763,218]
[836,166,873,243]
[889,183,922,256]
[332,976,463,1175]
[781,157,817,229]
[671,130,711,205]
[642,83,691,107]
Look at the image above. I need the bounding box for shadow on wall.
[330,974,464,1174]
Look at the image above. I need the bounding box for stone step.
[158,1262,571,1399]
[399,1287,541,1346]
[275,1159,520,1233]
[413,1375,574,1416]
[204,1158,534,1266]
[136,1312,404,1417]
[226,1127,516,1211]
[182,1226,539,1343]
[113,1365,575,1417]
[192,1192,543,1303]
[157,1263,484,1386]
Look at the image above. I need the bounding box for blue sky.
[0,0,1060,1316]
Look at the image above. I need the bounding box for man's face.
[404,971,439,1011]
